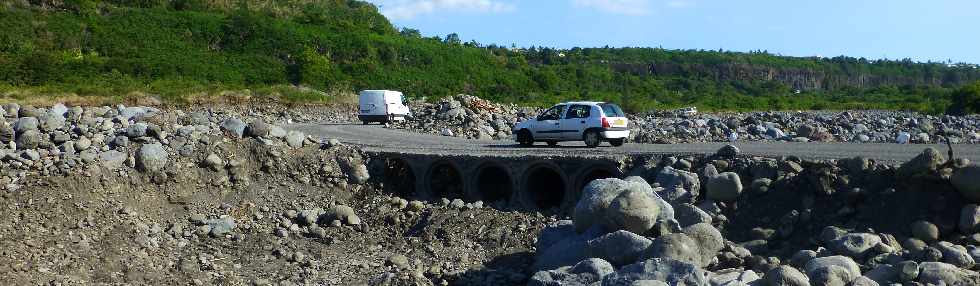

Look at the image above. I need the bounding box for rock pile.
[529,145,980,286]
[390,95,980,144]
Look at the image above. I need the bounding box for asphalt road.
[288,123,980,163]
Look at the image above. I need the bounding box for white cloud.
[573,0,653,16]
[572,0,694,15]
[374,0,515,20]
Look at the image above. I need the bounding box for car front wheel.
[584,130,601,148]
[517,130,534,147]
[609,138,624,147]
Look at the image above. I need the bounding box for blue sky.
[365,0,980,64]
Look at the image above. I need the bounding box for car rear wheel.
[609,138,624,147]
[584,130,601,148]
[546,141,558,147]
[517,130,534,147]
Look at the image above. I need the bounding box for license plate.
[614,119,625,126]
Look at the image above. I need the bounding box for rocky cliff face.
[610,62,980,91]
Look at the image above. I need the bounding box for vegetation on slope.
[1,0,979,113]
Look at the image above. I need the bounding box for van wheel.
[546,141,558,147]
[610,138,624,147]
[517,130,534,147]
[584,130,601,148]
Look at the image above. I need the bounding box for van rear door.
[359,90,387,116]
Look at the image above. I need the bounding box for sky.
[365,0,980,64]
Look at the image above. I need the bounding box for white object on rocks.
[896,132,911,144]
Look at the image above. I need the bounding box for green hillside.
[1,0,979,113]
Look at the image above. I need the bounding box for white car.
[512,102,630,147]
[358,90,412,124]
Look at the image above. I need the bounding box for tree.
[399,28,421,38]
[444,33,460,45]
[948,81,980,115]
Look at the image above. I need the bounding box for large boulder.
[897,148,945,177]
[936,241,976,268]
[765,266,810,286]
[706,172,743,201]
[574,178,652,233]
[38,113,65,132]
[674,204,712,227]
[533,225,604,271]
[585,230,653,266]
[952,165,980,202]
[654,167,700,204]
[640,233,702,266]
[137,143,169,172]
[603,188,661,234]
[828,233,882,259]
[0,122,13,143]
[682,223,725,267]
[13,117,38,133]
[917,262,980,286]
[15,130,42,150]
[246,120,273,138]
[601,258,710,286]
[285,131,305,148]
[804,256,861,286]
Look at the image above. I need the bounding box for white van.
[358,90,412,124]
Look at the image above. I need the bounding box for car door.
[559,104,592,140]
[533,105,567,139]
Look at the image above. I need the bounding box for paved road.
[288,123,980,163]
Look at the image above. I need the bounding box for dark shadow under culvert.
[428,163,464,200]
[476,165,514,206]
[384,158,416,198]
[525,167,566,211]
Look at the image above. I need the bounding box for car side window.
[539,105,567,121]
[565,105,591,119]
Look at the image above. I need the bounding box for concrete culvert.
[384,158,416,198]
[526,167,566,210]
[429,163,464,200]
[476,165,513,206]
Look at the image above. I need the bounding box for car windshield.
[600,103,625,117]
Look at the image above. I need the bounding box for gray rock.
[709,268,760,286]
[600,258,710,286]
[285,131,305,148]
[897,148,945,177]
[789,250,818,268]
[204,153,223,170]
[766,127,786,139]
[717,144,739,157]
[706,172,743,201]
[38,114,65,132]
[574,178,649,233]
[2,103,19,117]
[298,209,320,226]
[603,188,661,234]
[804,256,861,286]
[322,205,360,226]
[910,220,939,242]
[137,143,168,172]
[828,233,882,258]
[533,225,604,271]
[953,165,980,202]
[15,130,42,150]
[220,118,246,138]
[21,149,40,161]
[682,223,724,267]
[126,123,148,138]
[674,204,712,227]
[13,117,39,133]
[205,216,236,237]
[49,103,67,117]
[863,264,898,284]
[246,120,272,138]
[269,125,287,138]
[641,233,702,267]
[654,167,700,203]
[897,261,919,281]
[585,230,653,266]
[936,241,975,268]
[965,205,980,234]
[765,265,810,286]
[850,276,879,286]
[0,122,13,143]
[75,137,92,151]
[918,261,980,286]
[339,156,370,184]
[570,258,615,278]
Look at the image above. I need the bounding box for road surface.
[288,123,980,163]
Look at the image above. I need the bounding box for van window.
[600,103,625,117]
